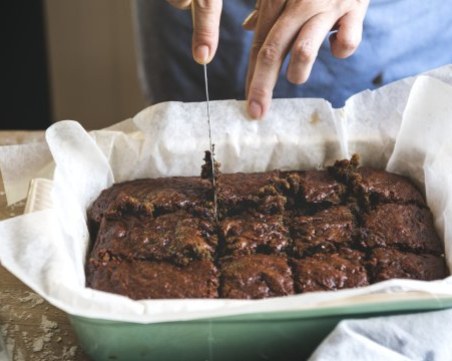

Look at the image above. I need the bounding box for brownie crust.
[360,204,443,254]
[292,249,369,293]
[86,259,219,300]
[368,248,448,282]
[220,254,294,299]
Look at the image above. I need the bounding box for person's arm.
[243,0,370,119]
[167,0,223,64]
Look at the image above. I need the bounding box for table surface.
[0,131,90,361]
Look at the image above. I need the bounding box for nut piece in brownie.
[368,248,448,282]
[220,211,290,256]
[291,249,369,293]
[86,259,218,299]
[88,176,213,228]
[360,204,443,254]
[283,170,346,206]
[353,167,425,206]
[220,254,294,299]
[289,206,355,257]
[217,171,286,215]
[91,210,217,266]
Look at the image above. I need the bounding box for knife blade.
[203,63,219,221]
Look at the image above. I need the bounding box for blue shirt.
[134,0,452,108]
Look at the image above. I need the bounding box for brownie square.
[284,170,346,205]
[220,212,290,256]
[86,259,218,299]
[354,167,425,206]
[291,249,369,293]
[217,171,286,215]
[220,254,294,299]
[88,176,213,227]
[360,204,443,254]
[91,210,217,266]
[289,206,355,257]
[369,248,448,282]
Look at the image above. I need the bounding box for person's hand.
[243,0,370,119]
[167,0,223,64]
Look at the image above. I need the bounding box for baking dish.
[25,178,452,361]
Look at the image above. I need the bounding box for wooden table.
[0,131,90,361]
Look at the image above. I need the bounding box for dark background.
[1,1,52,130]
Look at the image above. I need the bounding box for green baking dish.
[23,176,452,361]
[69,294,452,361]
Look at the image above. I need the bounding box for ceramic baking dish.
[24,178,452,361]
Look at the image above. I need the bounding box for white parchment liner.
[1,66,452,323]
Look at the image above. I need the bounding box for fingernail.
[248,100,263,119]
[194,45,210,64]
[242,10,257,28]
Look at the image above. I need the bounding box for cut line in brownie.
[283,170,346,207]
[360,203,443,255]
[291,249,369,293]
[353,167,426,207]
[217,171,287,215]
[91,210,217,266]
[368,248,448,282]
[86,259,218,299]
[219,254,294,299]
[289,205,355,257]
[220,211,290,256]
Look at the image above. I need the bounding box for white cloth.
[309,309,452,361]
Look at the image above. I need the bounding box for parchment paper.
[1,65,452,323]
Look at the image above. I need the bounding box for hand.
[167,0,223,64]
[243,0,370,119]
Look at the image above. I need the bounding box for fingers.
[329,3,368,59]
[245,0,289,119]
[191,0,223,64]
[287,14,337,84]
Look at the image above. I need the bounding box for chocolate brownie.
[369,248,448,282]
[220,212,289,256]
[220,254,294,299]
[88,176,213,228]
[86,156,449,300]
[91,210,217,266]
[289,206,355,257]
[284,170,346,206]
[86,259,218,299]
[292,249,369,293]
[360,204,443,254]
[217,171,286,215]
[354,167,425,206]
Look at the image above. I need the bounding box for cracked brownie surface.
[86,156,448,300]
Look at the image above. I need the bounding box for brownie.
[289,206,355,257]
[292,249,369,293]
[369,248,448,282]
[86,156,449,300]
[360,204,443,254]
[354,167,425,206]
[86,259,218,299]
[284,170,346,206]
[88,176,213,228]
[217,171,286,215]
[91,210,217,266]
[220,254,294,299]
[220,212,289,256]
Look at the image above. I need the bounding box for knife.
[203,64,219,221]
